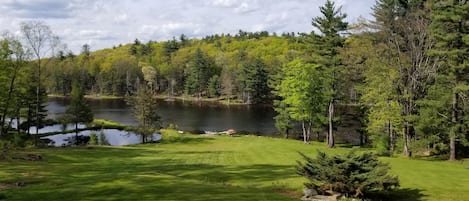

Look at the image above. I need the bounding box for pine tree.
[126,85,160,143]
[297,151,399,198]
[238,58,269,104]
[185,48,213,98]
[310,0,348,148]
[428,0,469,160]
[208,75,221,98]
[65,81,93,145]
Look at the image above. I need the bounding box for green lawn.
[1,131,468,201]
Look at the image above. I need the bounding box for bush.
[297,150,399,198]
[89,132,98,145]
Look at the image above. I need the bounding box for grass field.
[1,130,468,201]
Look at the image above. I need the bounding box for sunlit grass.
[0,133,468,200]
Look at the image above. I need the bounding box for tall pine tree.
[429,0,469,160]
[65,81,93,145]
[185,48,213,98]
[310,0,348,148]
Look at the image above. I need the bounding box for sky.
[0,0,376,53]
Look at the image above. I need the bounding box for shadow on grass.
[1,144,301,200]
[368,188,426,201]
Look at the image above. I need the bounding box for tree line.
[0,0,468,160]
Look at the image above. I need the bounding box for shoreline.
[48,94,272,107]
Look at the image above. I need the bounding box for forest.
[0,0,469,162]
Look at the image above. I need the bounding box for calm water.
[43,129,161,147]
[46,97,277,134]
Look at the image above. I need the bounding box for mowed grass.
[1,131,468,201]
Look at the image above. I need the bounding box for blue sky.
[0,0,376,53]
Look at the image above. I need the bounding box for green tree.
[273,100,294,139]
[65,81,93,145]
[0,35,28,136]
[310,0,348,148]
[21,21,59,146]
[428,0,469,160]
[238,58,270,104]
[297,151,399,198]
[208,75,221,97]
[142,65,158,93]
[185,48,213,98]
[127,85,161,143]
[276,59,331,143]
[370,0,436,157]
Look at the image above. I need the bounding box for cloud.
[234,2,258,14]
[209,0,242,7]
[0,0,376,53]
[1,0,73,19]
[139,22,204,40]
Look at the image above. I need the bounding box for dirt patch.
[12,154,43,161]
[0,183,14,190]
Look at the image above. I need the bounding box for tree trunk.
[450,134,456,161]
[16,107,20,136]
[75,122,79,146]
[328,101,334,148]
[450,92,458,161]
[403,125,411,157]
[389,121,394,152]
[302,121,308,144]
[35,59,41,147]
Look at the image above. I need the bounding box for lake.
[46,97,278,134]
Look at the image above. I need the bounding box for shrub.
[296,150,399,198]
[89,132,98,145]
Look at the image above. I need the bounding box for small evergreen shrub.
[297,150,399,198]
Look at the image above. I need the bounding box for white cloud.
[0,0,376,53]
[209,0,242,7]
[114,14,128,24]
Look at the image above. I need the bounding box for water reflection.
[46,97,277,133]
[42,129,161,146]
[30,124,87,134]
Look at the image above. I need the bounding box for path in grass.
[1,132,468,200]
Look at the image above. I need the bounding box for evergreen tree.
[129,38,141,56]
[208,75,221,97]
[126,85,161,143]
[185,48,213,98]
[238,58,270,104]
[297,151,399,198]
[65,81,93,145]
[310,0,348,148]
[21,72,48,142]
[273,100,294,139]
[428,0,469,160]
